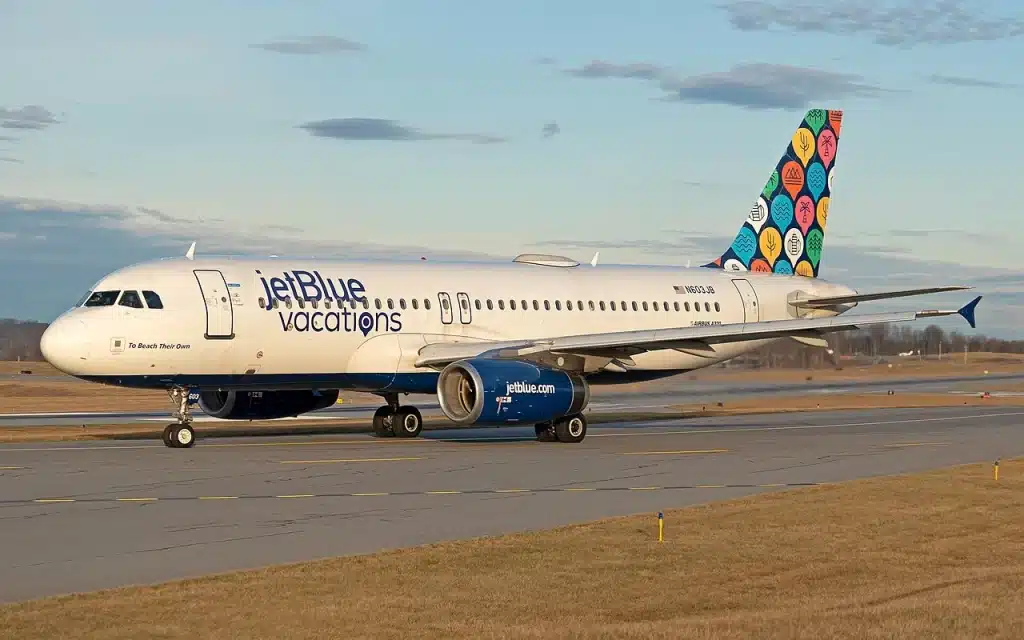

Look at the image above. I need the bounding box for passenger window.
[258,297,266,308]
[533,300,539,310]
[475,299,482,310]
[424,299,431,310]
[566,300,572,311]
[705,302,711,312]
[510,300,517,310]
[486,299,493,310]
[610,301,616,311]
[642,301,649,311]
[714,302,721,312]
[685,302,691,312]
[663,301,669,311]
[521,299,528,310]
[621,301,627,311]
[589,301,595,311]
[674,302,680,312]
[598,301,605,311]
[387,298,394,310]
[555,300,561,311]
[498,300,505,310]
[84,290,120,307]
[400,299,407,310]
[118,290,144,309]
[631,301,638,311]
[140,290,163,309]
[652,302,659,311]
[412,299,419,310]
[297,298,305,309]
[544,300,551,311]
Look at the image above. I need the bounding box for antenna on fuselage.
[590,251,599,267]
[185,241,196,260]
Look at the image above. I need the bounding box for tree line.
[2,318,1022,366]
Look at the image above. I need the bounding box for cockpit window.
[75,291,94,307]
[118,290,144,309]
[83,291,121,307]
[142,291,164,309]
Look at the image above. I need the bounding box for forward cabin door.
[437,292,454,325]
[194,269,235,339]
[731,278,760,323]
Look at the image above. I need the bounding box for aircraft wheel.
[393,406,423,438]
[162,424,176,448]
[372,406,395,437]
[535,423,556,442]
[165,424,195,448]
[554,414,587,443]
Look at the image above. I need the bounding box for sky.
[1,0,1023,337]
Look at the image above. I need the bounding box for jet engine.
[436,358,589,425]
[197,389,339,420]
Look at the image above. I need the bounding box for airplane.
[38,107,982,449]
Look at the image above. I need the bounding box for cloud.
[535,56,557,65]
[0,157,22,164]
[563,60,668,81]
[665,64,884,110]
[0,135,17,142]
[251,36,366,55]
[0,106,60,131]
[299,118,506,144]
[542,121,560,138]
[925,73,1018,89]
[718,1,1024,47]
[562,59,884,110]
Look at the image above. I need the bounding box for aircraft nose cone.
[40,317,89,374]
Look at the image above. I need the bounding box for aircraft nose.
[40,317,90,374]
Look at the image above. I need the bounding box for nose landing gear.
[163,387,196,448]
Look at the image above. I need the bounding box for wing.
[414,296,982,369]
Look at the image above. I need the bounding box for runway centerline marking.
[621,449,729,456]
[3,482,825,508]
[0,466,23,470]
[279,456,424,464]
[883,442,948,448]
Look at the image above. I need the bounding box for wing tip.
[958,296,982,329]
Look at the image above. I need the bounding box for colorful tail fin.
[704,108,842,278]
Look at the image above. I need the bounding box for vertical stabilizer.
[704,108,842,278]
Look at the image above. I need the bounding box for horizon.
[2,1,1022,336]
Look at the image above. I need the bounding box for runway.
[1,405,1022,604]
[2,371,1019,427]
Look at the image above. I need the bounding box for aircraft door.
[194,269,235,339]
[456,292,472,324]
[438,292,454,325]
[731,278,760,323]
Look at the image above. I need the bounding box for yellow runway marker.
[115,497,158,502]
[280,456,423,464]
[622,449,729,456]
[883,442,948,448]
[696,484,725,489]
[757,484,785,488]
[0,466,24,470]
[564,487,595,492]
[198,496,238,500]
[33,498,75,503]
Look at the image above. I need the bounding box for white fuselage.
[40,255,856,392]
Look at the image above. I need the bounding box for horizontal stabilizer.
[790,286,972,308]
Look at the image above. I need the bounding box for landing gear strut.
[163,387,196,448]
[535,413,587,443]
[372,393,423,438]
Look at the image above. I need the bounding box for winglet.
[185,241,196,260]
[590,251,599,267]
[958,296,981,329]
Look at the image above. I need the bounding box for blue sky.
[2,0,1023,336]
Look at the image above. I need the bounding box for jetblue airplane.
[39,108,981,448]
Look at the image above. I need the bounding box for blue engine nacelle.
[436,358,589,426]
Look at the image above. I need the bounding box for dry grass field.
[1,458,1020,639]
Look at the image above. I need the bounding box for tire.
[372,406,395,437]
[172,424,195,448]
[554,414,587,443]
[162,424,176,448]
[393,406,423,438]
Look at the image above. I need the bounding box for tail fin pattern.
[705,108,842,278]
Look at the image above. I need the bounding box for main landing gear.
[371,393,424,438]
[534,413,588,443]
[162,387,196,449]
